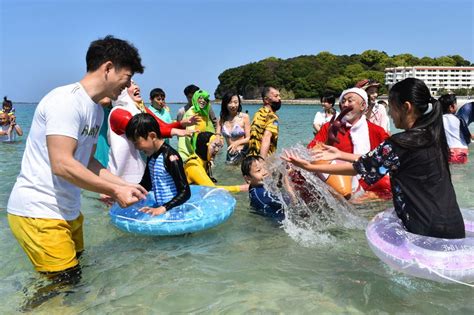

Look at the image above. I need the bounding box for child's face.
[132,133,160,157]
[3,105,12,113]
[0,114,9,126]
[151,95,166,110]
[246,160,268,186]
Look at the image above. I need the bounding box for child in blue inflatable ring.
[125,113,191,216]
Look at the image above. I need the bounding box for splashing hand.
[327,106,352,145]
[280,149,310,169]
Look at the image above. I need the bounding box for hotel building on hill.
[385,66,474,95]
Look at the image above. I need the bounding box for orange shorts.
[8,213,84,273]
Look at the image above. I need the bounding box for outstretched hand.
[280,150,311,170]
[327,106,352,145]
[311,144,341,161]
[181,115,201,127]
[172,128,198,137]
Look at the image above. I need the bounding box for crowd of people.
[3,36,472,306]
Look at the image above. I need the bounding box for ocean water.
[0,103,473,314]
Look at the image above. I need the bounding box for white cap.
[339,87,368,106]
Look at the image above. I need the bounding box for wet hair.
[86,35,144,74]
[183,84,200,97]
[220,92,242,122]
[3,96,12,109]
[388,78,450,168]
[320,94,335,106]
[261,86,277,101]
[439,94,457,114]
[194,131,214,161]
[150,88,166,100]
[241,155,264,177]
[125,113,161,142]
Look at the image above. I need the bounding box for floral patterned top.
[353,139,464,239]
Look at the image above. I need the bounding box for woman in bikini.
[216,92,250,165]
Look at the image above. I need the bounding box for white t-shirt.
[8,83,103,220]
[107,89,146,183]
[443,114,468,149]
[0,125,15,142]
[313,110,339,126]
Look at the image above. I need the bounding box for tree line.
[215,50,472,99]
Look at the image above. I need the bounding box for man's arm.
[47,135,146,207]
[259,130,273,158]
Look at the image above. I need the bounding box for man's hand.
[139,206,166,216]
[327,106,353,145]
[112,185,147,208]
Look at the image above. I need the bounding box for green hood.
[192,89,211,118]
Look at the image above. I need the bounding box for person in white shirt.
[440,94,469,163]
[313,93,339,134]
[0,112,23,142]
[7,36,147,284]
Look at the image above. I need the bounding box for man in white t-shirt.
[7,36,147,280]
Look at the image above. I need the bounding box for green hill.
[215,50,472,99]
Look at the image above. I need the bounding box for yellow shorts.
[8,213,84,273]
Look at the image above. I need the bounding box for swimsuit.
[222,123,245,139]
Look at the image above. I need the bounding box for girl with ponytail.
[283,78,465,239]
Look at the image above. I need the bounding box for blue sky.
[1,0,473,102]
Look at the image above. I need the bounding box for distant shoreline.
[12,96,472,106]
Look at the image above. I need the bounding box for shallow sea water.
[0,103,473,314]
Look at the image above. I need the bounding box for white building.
[385,66,474,95]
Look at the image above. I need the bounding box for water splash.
[264,144,366,246]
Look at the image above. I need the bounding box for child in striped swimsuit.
[125,113,191,216]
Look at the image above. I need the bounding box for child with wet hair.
[241,155,290,220]
[283,78,465,239]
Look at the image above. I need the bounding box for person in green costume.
[178,89,216,161]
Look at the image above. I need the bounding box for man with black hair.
[7,35,147,276]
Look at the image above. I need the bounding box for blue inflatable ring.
[109,185,236,236]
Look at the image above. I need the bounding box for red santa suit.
[308,116,391,197]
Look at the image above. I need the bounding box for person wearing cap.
[307,87,390,195]
[356,79,390,133]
